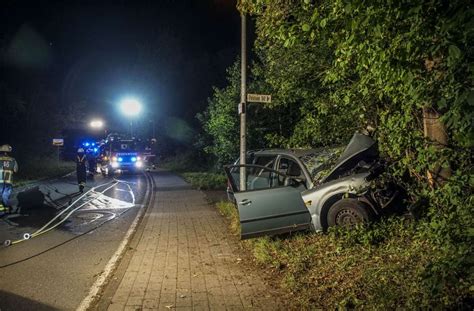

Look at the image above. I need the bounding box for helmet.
[77,148,85,153]
[0,144,12,152]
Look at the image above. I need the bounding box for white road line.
[76,174,152,311]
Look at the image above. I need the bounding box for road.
[0,171,151,310]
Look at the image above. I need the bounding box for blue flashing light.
[131,157,137,162]
[118,157,123,162]
[84,142,90,147]
[93,148,98,152]
[91,143,95,146]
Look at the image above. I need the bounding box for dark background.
[0,0,239,155]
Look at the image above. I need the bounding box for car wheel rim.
[335,209,362,226]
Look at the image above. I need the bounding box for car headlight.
[111,162,119,168]
[135,161,143,168]
[112,156,117,162]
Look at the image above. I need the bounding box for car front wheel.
[327,198,370,227]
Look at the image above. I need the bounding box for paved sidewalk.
[106,171,284,310]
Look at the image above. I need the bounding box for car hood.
[322,133,378,183]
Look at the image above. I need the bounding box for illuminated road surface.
[0,171,151,310]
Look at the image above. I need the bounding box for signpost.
[52,139,64,146]
[246,93,272,104]
[52,138,64,167]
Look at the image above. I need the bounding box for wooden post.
[422,107,451,186]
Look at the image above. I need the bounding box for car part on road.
[0,172,152,271]
[3,179,119,246]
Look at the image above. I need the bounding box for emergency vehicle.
[98,134,146,175]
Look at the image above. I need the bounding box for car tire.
[327,198,371,227]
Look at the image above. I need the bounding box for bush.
[181,172,227,190]
[15,156,75,185]
[159,149,209,173]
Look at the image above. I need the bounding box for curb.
[76,172,155,311]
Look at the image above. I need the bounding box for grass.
[181,172,227,190]
[215,201,472,310]
[15,156,75,186]
[160,151,228,190]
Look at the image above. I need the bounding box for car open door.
[225,165,311,239]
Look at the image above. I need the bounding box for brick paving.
[107,171,284,310]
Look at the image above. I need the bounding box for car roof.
[248,147,329,158]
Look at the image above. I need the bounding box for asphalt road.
[0,171,151,310]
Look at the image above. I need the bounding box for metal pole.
[239,12,247,191]
[152,119,156,139]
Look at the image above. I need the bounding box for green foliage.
[201,1,474,308]
[15,156,75,186]
[215,201,240,234]
[197,62,241,166]
[181,172,227,190]
[159,149,209,173]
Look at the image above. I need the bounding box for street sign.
[52,138,64,146]
[247,93,272,104]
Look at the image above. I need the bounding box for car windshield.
[110,141,144,152]
[299,147,343,183]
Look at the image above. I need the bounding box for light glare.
[90,119,104,129]
[120,98,142,117]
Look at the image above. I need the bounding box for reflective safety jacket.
[0,156,18,184]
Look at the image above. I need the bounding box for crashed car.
[224,133,399,239]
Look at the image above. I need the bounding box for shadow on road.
[0,290,60,311]
[9,187,60,229]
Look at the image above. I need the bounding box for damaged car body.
[224,133,400,239]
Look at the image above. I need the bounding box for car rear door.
[225,165,311,239]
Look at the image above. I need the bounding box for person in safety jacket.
[86,148,97,176]
[76,148,87,193]
[0,144,18,216]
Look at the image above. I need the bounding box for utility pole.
[239,12,247,191]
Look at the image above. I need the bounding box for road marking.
[76,173,153,311]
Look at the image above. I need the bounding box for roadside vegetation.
[217,201,471,309]
[163,1,473,308]
[160,151,227,190]
[15,155,75,186]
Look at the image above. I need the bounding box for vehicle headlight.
[112,156,117,162]
[111,162,119,168]
[135,161,143,168]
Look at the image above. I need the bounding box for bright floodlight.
[120,98,142,117]
[90,119,104,129]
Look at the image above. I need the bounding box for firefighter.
[86,148,97,176]
[0,144,18,216]
[76,148,87,193]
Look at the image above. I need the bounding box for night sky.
[1,0,239,135]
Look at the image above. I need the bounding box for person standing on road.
[0,144,18,216]
[76,148,87,193]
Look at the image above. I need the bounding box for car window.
[253,155,276,167]
[277,158,305,186]
[299,147,343,183]
[228,165,290,192]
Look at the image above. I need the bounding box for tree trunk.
[422,107,451,187]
